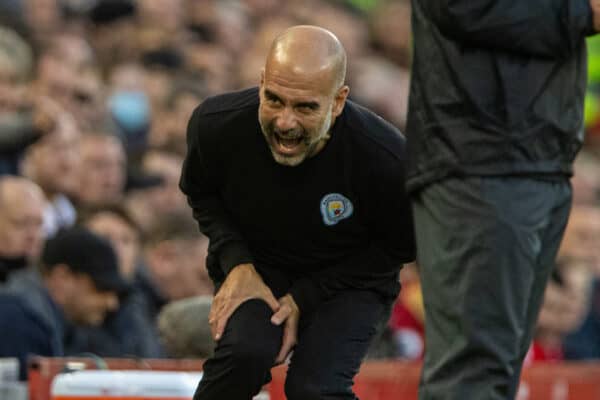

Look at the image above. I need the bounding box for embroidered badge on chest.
[320,193,354,226]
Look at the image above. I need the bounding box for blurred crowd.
[1,0,600,381]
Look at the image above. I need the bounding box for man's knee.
[227,332,277,371]
[222,299,281,371]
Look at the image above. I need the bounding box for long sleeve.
[418,0,594,58]
[289,148,416,316]
[179,107,254,278]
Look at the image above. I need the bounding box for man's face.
[37,55,103,131]
[78,136,126,206]
[258,67,338,167]
[0,189,45,259]
[26,113,81,196]
[560,206,600,272]
[142,152,187,214]
[86,212,139,281]
[64,274,119,326]
[146,237,212,300]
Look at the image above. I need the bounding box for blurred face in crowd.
[23,110,81,197]
[0,28,33,112]
[258,27,349,167]
[36,55,105,131]
[560,205,600,274]
[24,0,62,36]
[86,211,140,281]
[143,151,187,213]
[78,135,126,207]
[51,268,119,326]
[0,178,46,259]
[47,33,96,74]
[138,0,184,33]
[145,236,211,300]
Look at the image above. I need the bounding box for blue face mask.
[108,90,150,135]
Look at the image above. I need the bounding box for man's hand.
[209,263,279,341]
[592,0,600,32]
[271,294,300,365]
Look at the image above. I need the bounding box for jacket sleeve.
[179,107,254,277]
[419,0,595,58]
[288,149,416,316]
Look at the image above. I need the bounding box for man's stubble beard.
[260,108,332,167]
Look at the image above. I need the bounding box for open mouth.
[274,131,304,155]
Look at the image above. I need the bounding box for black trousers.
[412,176,572,400]
[193,267,390,400]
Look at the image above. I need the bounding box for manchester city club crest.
[320,193,354,226]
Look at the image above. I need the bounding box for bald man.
[0,176,46,283]
[180,25,415,400]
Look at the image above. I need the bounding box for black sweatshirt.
[180,87,415,315]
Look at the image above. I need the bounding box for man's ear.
[259,69,265,88]
[333,85,350,117]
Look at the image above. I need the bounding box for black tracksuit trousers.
[193,267,390,400]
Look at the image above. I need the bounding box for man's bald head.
[266,25,347,92]
[0,176,46,211]
[0,176,46,258]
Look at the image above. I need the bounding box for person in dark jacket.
[2,227,128,380]
[406,1,600,399]
[180,25,415,400]
[71,206,164,358]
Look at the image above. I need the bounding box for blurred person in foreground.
[180,25,414,400]
[157,295,215,359]
[0,176,45,283]
[407,1,599,399]
[0,227,127,379]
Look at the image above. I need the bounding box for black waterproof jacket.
[406,0,596,192]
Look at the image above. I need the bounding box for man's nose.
[275,108,297,132]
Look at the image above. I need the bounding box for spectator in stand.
[389,263,425,360]
[125,150,188,235]
[528,205,598,362]
[68,206,164,358]
[21,105,81,237]
[0,176,46,283]
[368,0,412,68]
[571,150,600,205]
[559,205,600,359]
[141,212,212,320]
[157,295,215,359]
[35,49,106,132]
[77,133,127,208]
[1,227,127,379]
[0,26,55,175]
